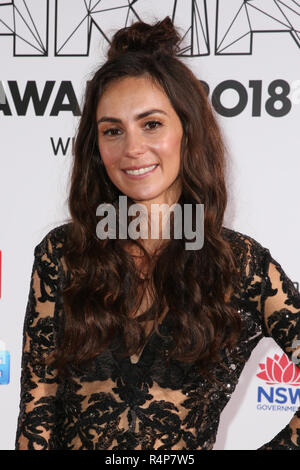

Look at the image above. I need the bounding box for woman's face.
[96,76,183,208]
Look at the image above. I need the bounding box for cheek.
[98,140,121,167]
[153,131,180,150]
[153,132,182,162]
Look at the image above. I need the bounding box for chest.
[129,287,168,364]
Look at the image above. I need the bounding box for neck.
[133,177,182,249]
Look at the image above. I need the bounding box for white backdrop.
[0,0,299,450]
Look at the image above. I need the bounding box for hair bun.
[107,16,181,60]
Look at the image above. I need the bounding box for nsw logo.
[256,353,300,410]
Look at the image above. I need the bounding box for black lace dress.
[15,224,300,450]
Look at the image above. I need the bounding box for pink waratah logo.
[256,353,300,386]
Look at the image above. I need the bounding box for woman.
[15,17,300,450]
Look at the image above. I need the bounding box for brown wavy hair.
[48,17,243,377]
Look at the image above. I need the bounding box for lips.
[122,164,159,171]
[122,163,159,178]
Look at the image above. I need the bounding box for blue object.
[0,350,10,385]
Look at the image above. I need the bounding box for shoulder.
[221,225,269,252]
[221,226,271,271]
[34,222,72,261]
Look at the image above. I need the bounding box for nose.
[124,129,146,158]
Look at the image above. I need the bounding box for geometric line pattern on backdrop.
[55,0,209,57]
[0,0,49,56]
[216,0,300,55]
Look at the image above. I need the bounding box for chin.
[123,190,160,202]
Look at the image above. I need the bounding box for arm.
[251,245,300,449]
[15,231,64,450]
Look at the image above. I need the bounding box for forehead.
[96,76,172,115]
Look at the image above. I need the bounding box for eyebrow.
[97,109,168,125]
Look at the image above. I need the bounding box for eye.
[145,120,162,130]
[102,128,121,136]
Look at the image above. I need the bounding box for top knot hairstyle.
[107,16,181,59]
[47,17,245,379]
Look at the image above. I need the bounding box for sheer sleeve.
[15,230,64,450]
[242,237,300,450]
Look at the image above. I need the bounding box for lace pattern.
[15,225,300,450]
